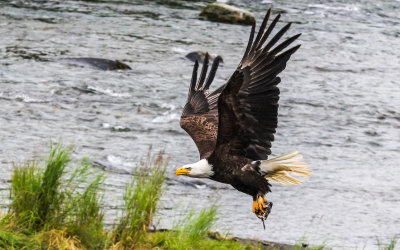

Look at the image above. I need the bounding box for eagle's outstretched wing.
[214,9,301,161]
[180,54,224,159]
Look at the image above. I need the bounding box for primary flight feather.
[177,9,310,222]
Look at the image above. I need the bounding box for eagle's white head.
[175,159,214,178]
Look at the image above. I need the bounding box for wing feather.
[212,9,301,163]
[180,55,224,159]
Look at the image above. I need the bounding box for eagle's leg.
[253,195,268,215]
[253,196,273,222]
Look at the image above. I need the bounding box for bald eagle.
[176,9,311,222]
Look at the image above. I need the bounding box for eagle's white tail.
[260,150,311,185]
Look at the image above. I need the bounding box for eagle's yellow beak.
[176,167,190,176]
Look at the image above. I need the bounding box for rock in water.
[185,51,223,64]
[58,57,131,70]
[200,3,255,25]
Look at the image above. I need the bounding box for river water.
[1,0,399,248]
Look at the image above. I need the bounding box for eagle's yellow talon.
[253,196,268,216]
[252,201,257,213]
[258,196,266,211]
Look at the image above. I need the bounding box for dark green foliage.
[37,144,72,229]
[64,173,105,248]
[8,144,76,231]
[0,230,27,249]
[139,205,261,250]
[163,205,219,250]
[9,161,43,230]
[112,152,167,247]
[0,144,329,249]
[3,144,106,249]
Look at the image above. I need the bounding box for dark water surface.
[1,0,399,248]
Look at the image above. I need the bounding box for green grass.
[387,237,398,250]
[1,143,106,249]
[0,143,335,250]
[111,151,167,247]
[377,236,398,250]
[137,205,259,250]
[166,205,219,249]
[7,144,74,232]
[9,160,43,231]
[141,231,259,250]
[37,143,72,229]
[0,230,27,249]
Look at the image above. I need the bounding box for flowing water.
[1,0,399,248]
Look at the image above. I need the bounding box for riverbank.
[0,144,331,249]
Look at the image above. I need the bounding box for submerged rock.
[58,57,131,70]
[199,3,255,25]
[185,51,223,64]
[92,158,131,175]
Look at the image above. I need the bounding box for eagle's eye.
[186,167,192,171]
